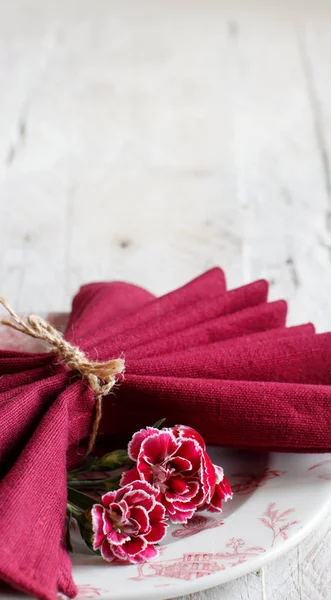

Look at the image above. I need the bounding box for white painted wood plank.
[228,3,331,332]
[263,511,331,600]
[223,5,331,598]
[0,0,244,310]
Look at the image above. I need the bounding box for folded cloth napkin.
[0,267,330,600]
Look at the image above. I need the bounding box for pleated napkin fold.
[0,267,330,600]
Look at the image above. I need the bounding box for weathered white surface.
[0,1,330,598]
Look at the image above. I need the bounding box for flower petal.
[111,544,128,561]
[165,503,196,524]
[144,502,167,543]
[170,456,192,473]
[140,431,179,466]
[130,506,150,535]
[136,544,159,562]
[207,493,222,512]
[149,501,166,523]
[218,475,233,500]
[167,477,200,501]
[173,425,206,450]
[112,542,153,564]
[107,529,131,546]
[130,480,160,497]
[100,490,118,508]
[91,504,105,550]
[124,517,140,536]
[163,498,196,523]
[122,488,151,508]
[144,522,167,544]
[100,539,116,562]
[168,476,188,495]
[200,451,217,504]
[123,482,157,511]
[133,460,154,485]
[102,510,113,536]
[214,464,224,484]
[107,500,129,525]
[170,499,198,512]
[173,438,202,474]
[123,536,147,557]
[165,483,200,504]
[120,467,141,486]
[206,475,232,512]
[128,427,160,460]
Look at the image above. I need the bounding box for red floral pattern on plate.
[260,502,298,547]
[214,537,266,567]
[130,499,301,583]
[131,538,265,581]
[75,584,106,598]
[133,552,226,581]
[308,459,331,481]
[231,468,286,495]
[172,515,224,538]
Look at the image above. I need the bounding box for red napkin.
[0,267,330,600]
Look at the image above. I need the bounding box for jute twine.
[0,298,125,454]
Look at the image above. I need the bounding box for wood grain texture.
[0,1,330,598]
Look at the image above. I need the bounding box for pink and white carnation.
[201,464,233,512]
[91,480,167,564]
[121,424,232,524]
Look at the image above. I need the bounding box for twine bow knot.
[0,298,125,454]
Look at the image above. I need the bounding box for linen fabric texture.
[0,268,330,600]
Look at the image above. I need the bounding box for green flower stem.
[67,465,89,477]
[67,477,120,491]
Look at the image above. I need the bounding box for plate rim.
[71,450,331,600]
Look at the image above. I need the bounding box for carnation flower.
[121,425,232,524]
[201,464,232,512]
[91,480,167,563]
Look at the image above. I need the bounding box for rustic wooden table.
[0,1,330,598]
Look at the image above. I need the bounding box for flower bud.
[90,449,131,471]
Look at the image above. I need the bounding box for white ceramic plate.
[67,448,331,600]
[0,317,330,600]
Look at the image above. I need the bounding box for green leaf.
[152,418,166,429]
[70,514,101,557]
[66,512,73,553]
[77,521,101,556]
[67,487,97,510]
